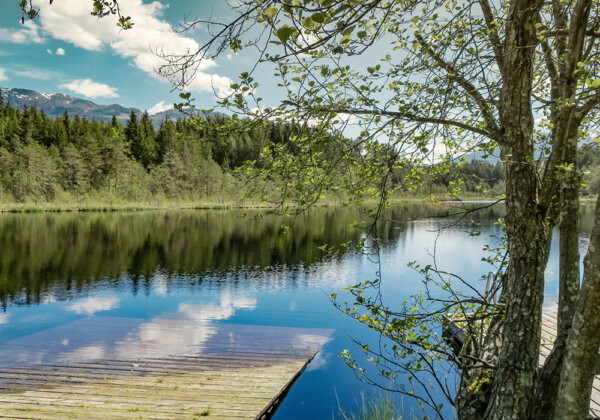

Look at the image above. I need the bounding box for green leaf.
[310,12,327,23]
[302,17,316,29]
[275,26,295,44]
[265,6,278,18]
[340,34,352,44]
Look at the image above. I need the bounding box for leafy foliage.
[0,98,504,205]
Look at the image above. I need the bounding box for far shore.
[0,194,517,214]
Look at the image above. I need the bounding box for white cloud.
[0,68,8,82]
[112,291,257,359]
[46,47,66,56]
[147,100,172,115]
[13,68,53,80]
[0,21,44,44]
[62,344,106,361]
[67,296,119,315]
[33,0,232,95]
[59,78,119,99]
[188,72,234,96]
[306,350,329,371]
[542,298,558,313]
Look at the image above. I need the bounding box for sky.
[0,0,497,159]
[0,0,265,114]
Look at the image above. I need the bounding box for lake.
[0,203,593,419]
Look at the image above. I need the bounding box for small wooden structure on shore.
[0,317,333,419]
[443,312,600,418]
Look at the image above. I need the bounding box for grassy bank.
[0,200,272,213]
[0,193,512,214]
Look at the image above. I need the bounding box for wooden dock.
[0,317,333,419]
[540,312,600,418]
[443,312,600,418]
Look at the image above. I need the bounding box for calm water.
[0,203,594,419]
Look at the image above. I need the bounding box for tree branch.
[478,0,505,75]
[551,0,569,74]
[540,37,559,98]
[414,33,500,142]
[282,101,492,138]
[542,29,600,38]
[564,0,594,77]
[576,89,600,118]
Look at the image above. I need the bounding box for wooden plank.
[0,360,308,419]
[2,361,306,378]
[538,314,600,418]
[0,395,261,416]
[0,388,270,410]
[0,382,279,400]
[0,320,333,420]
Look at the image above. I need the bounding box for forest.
[0,94,597,206]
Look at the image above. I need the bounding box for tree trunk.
[483,2,548,418]
[557,148,582,340]
[554,196,600,419]
[532,127,582,420]
[456,315,503,420]
[485,156,551,420]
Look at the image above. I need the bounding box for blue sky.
[0,0,484,159]
[0,0,265,114]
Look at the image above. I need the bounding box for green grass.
[193,407,211,417]
[0,189,512,214]
[0,200,272,214]
[336,392,402,420]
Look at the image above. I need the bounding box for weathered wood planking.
[540,313,600,419]
[0,319,333,419]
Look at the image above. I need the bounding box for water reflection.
[1,202,593,420]
[0,289,332,367]
[67,296,120,315]
[0,204,507,308]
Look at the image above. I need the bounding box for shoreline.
[0,196,510,214]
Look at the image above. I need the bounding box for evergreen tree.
[62,109,71,140]
[155,118,176,164]
[124,110,139,150]
[136,111,157,169]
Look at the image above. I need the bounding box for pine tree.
[155,118,176,164]
[137,111,157,168]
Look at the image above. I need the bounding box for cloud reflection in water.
[0,290,333,369]
[67,296,120,315]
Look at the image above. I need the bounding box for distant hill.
[0,87,190,127]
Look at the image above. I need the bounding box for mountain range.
[0,87,185,127]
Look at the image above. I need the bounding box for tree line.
[0,99,273,204]
[0,97,515,205]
